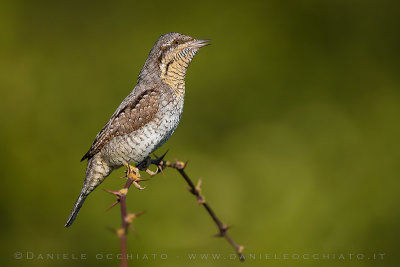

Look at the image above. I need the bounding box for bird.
[65,32,209,227]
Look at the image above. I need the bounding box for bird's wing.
[81,88,160,161]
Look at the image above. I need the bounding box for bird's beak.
[191,39,211,48]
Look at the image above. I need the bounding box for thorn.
[158,165,165,175]
[104,189,123,197]
[221,224,230,232]
[186,185,196,194]
[106,200,120,211]
[104,188,128,196]
[124,211,145,233]
[196,178,202,192]
[194,178,205,204]
[214,232,222,237]
[125,214,135,224]
[104,188,129,209]
[183,160,189,169]
[197,197,206,204]
[135,211,146,217]
[125,211,145,224]
[214,224,230,237]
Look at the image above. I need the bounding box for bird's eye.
[174,40,180,45]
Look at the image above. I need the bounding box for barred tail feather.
[65,154,112,227]
[65,192,87,227]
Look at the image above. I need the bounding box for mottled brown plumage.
[81,88,160,161]
[65,33,209,227]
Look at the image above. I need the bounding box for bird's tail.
[65,154,113,227]
[65,191,87,227]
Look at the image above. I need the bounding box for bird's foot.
[123,163,147,190]
[136,157,157,176]
[136,157,151,171]
[136,150,168,176]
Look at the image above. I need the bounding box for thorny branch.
[106,156,245,267]
[105,164,145,267]
[156,159,245,261]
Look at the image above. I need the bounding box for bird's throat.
[160,58,188,96]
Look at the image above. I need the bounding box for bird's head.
[140,32,209,91]
[155,32,209,67]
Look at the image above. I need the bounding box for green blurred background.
[1,0,399,266]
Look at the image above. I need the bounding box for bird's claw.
[123,151,168,188]
[145,168,158,176]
